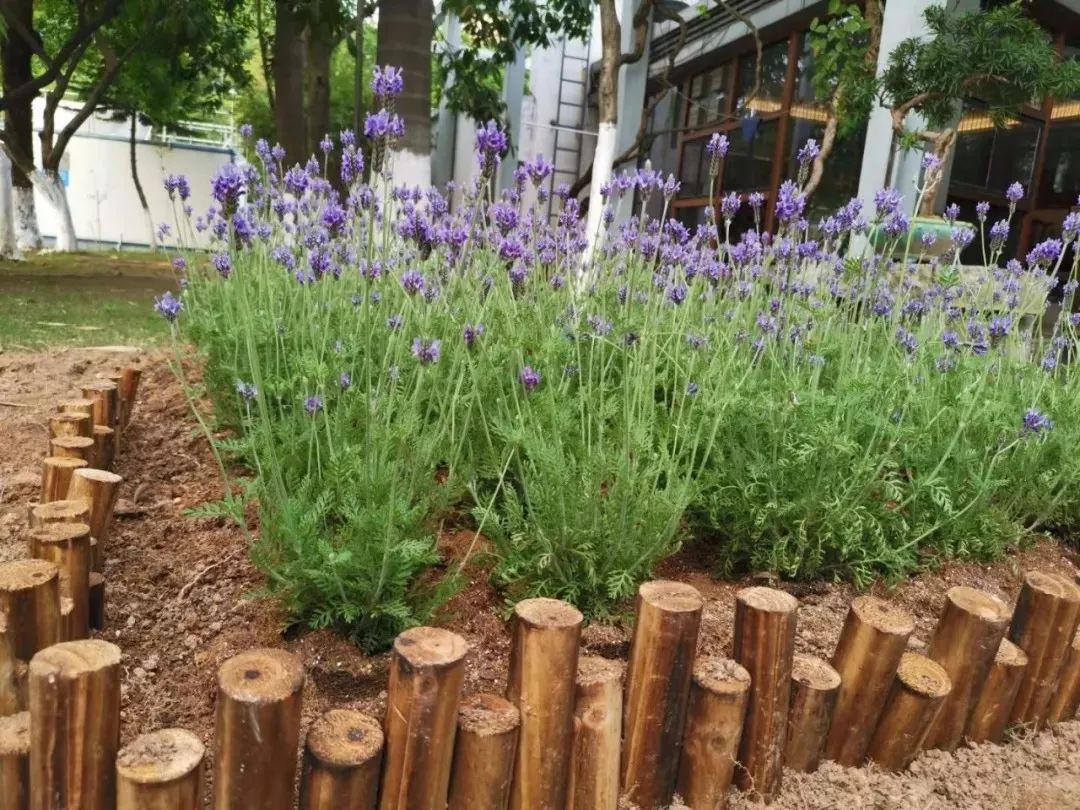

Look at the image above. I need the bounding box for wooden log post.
[0,613,20,715]
[1046,630,1080,724]
[922,586,1011,751]
[785,655,841,773]
[676,657,750,810]
[965,638,1029,743]
[824,596,914,766]
[88,573,105,630]
[866,652,951,772]
[59,598,75,643]
[49,413,92,443]
[40,458,87,504]
[66,469,123,573]
[506,599,582,810]
[447,694,520,810]
[81,383,118,432]
[621,581,702,810]
[118,368,142,428]
[29,639,122,810]
[213,648,305,810]
[50,436,95,463]
[0,560,61,659]
[300,709,383,810]
[28,523,92,641]
[565,657,623,810]
[28,500,90,531]
[732,587,798,802]
[92,427,116,470]
[58,399,94,416]
[0,711,29,810]
[1007,571,1080,727]
[380,627,467,810]
[116,728,205,810]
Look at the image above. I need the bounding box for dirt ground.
[1,345,1079,809]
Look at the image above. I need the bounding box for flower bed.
[160,69,1080,650]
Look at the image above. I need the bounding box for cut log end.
[736,585,799,614]
[0,558,60,593]
[851,595,916,636]
[694,656,751,694]
[393,626,469,668]
[638,580,705,614]
[217,648,305,703]
[996,637,1029,668]
[29,500,90,527]
[458,693,520,737]
[896,652,952,698]
[29,638,121,678]
[1023,570,1080,603]
[513,597,585,630]
[117,728,205,784]
[575,655,624,688]
[945,586,1011,623]
[58,399,95,414]
[0,710,29,755]
[29,521,91,547]
[70,468,124,487]
[307,709,383,768]
[793,654,842,691]
[50,436,95,458]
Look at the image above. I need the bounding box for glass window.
[1038,121,1080,208]
[951,105,1041,193]
[686,65,730,129]
[678,137,708,199]
[786,120,866,215]
[723,118,779,190]
[735,41,789,116]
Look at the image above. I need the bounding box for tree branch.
[0,0,123,112]
[618,0,655,67]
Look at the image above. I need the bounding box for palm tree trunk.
[376,0,433,187]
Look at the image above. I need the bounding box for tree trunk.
[33,170,78,251]
[305,24,333,158]
[129,115,156,248]
[256,0,276,113]
[273,0,308,163]
[2,0,41,250]
[0,151,19,258]
[584,0,621,260]
[376,0,433,188]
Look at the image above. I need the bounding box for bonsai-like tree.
[880,2,1080,216]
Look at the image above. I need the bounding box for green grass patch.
[0,251,176,350]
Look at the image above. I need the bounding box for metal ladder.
[548,36,592,223]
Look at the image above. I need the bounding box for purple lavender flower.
[720,192,741,221]
[895,327,918,353]
[797,139,821,166]
[387,314,403,330]
[1005,182,1025,203]
[883,211,910,238]
[775,181,805,223]
[951,226,975,249]
[304,395,324,415]
[321,203,347,235]
[988,315,1012,339]
[1027,239,1062,267]
[519,366,541,392]
[666,283,688,306]
[401,269,424,295]
[874,188,903,219]
[364,109,405,140]
[944,203,960,222]
[235,380,257,400]
[975,201,990,221]
[588,315,613,336]
[171,256,187,272]
[211,252,232,278]
[989,219,1009,247]
[1021,408,1053,436]
[371,65,405,100]
[920,152,940,172]
[319,134,334,154]
[1042,354,1058,372]
[747,192,765,211]
[239,123,253,139]
[463,323,486,348]
[339,372,352,391]
[271,144,286,161]
[476,120,508,172]
[154,291,183,322]
[163,174,191,201]
[411,338,441,365]
[210,163,245,208]
[705,132,729,159]
[942,330,960,349]
[686,381,699,396]
[1063,211,1080,240]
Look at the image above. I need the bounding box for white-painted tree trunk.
[584,121,617,260]
[0,153,21,259]
[34,171,78,252]
[387,147,432,190]
[14,185,42,251]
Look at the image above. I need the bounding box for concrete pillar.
[855,0,940,218]
[433,14,462,189]
[497,43,527,192]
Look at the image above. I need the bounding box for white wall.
[28,101,235,249]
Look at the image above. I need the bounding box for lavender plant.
[161,69,1080,647]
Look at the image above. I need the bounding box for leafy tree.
[880,2,1080,215]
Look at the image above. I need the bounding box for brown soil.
[2,346,1079,809]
